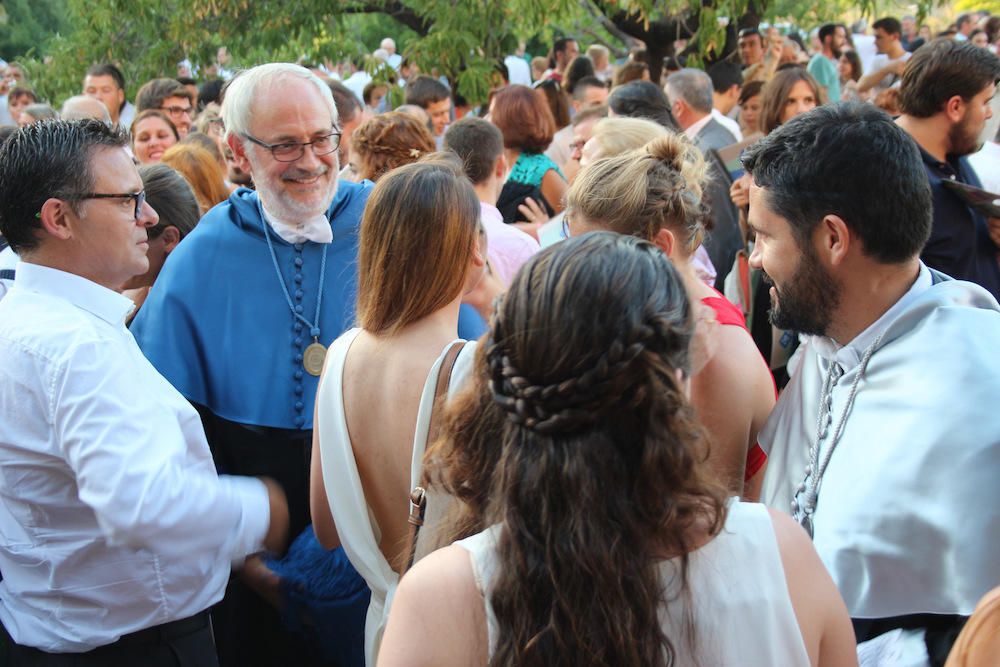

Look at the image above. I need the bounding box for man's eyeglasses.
[241,131,342,162]
[161,105,193,118]
[67,191,147,220]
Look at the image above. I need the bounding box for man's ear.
[818,214,852,266]
[160,225,182,254]
[943,95,966,124]
[494,153,507,181]
[227,134,253,174]
[37,197,77,242]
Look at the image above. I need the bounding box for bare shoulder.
[379,545,488,667]
[709,325,774,392]
[767,508,812,549]
[399,544,480,598]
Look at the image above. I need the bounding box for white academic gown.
[760,268,1000,623]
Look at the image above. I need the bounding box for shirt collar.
[14,261,135,325]
[812,262,932,371]
[684,114,713,140]
[479,201,504,225]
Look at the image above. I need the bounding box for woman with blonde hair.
[578,116,666,165]
[161,143,230,214]
[349,111,436,182]
[310,156,485,665]
[567,134,776,498]
[379,232,856,666]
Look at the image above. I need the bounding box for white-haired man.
[132,63,373,666]
[380,37,402,70]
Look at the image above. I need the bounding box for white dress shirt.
[0,262,270,652]
[712,108,743,142]
[0,246,16,301]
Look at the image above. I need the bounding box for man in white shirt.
[380,37,403,71]
[665,68,738,153]
[857,17,912,96]
[745,103,1000,663]
[707,61,745,141]
[0,119,289,664]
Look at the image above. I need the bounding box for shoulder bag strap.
[404,340,466,572]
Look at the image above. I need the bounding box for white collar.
[812,262,932,372]
[14,261,135,325]
[259,199,332,245]
[684,114,713,140]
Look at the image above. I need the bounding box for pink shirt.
[481,202,540,286]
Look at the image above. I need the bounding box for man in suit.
[665,68,738,153]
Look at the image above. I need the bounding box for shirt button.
[295,401,304,411]
[295,416,305,427]
[294,371,303,380]
[294,353,303,363]
[294,274,303,284]
[294,322,303,332]
[295,290,304,300]
[294,304,304,314]
[294,384,304,395]
[294,243,304,252]
[294,258,303,267]
[294,337,303,346]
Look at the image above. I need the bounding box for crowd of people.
[0,8,999,667]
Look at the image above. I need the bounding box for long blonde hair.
[567,134,708,255]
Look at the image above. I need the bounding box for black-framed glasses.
[161,105,193,118]
[242,131,341,162]
[68,191,146,220]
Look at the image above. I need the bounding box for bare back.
[342,329,457,572]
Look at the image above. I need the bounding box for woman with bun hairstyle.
[566,134,776,499]
[378,232,856,666]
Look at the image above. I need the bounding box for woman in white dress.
[309,156,485,666]
[379,232,857,667]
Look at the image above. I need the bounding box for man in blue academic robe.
[133,63,372,667]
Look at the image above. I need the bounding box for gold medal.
[303,341,327,376]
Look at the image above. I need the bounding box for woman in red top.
[566,134,775,498]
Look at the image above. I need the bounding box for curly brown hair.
[351,111,436,182]
[425,232,729,666]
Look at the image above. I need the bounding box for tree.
[24,0,950,106]
[0,0,68,63]
[29,0,582,105]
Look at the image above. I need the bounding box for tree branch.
[579,0,640,53]
[341,0,431,36]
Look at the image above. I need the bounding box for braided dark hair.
[425,231,728,665]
